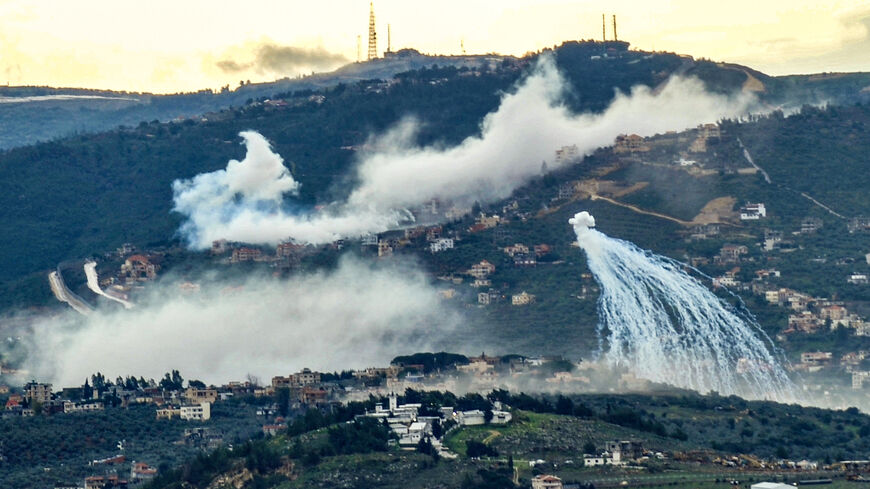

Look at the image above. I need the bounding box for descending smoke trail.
[569,211,797,402]
[84,261,134,309]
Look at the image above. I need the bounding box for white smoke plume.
[24,258,454,387]
[570,211,798,403]
[173,56,758,248]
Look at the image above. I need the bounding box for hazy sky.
[1,0,868,93]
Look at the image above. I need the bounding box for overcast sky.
[1,0,868,93]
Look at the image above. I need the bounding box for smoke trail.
[569,211,798,402]
[84,261,134,309]
[26,257,454,386]
[173,56,758,248]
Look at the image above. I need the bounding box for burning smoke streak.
[174,55,757,248]
[25,258,454,387]
[569,211,798,402]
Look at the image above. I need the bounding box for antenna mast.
[387,24,391,53]
[613,15,618,41]
[367,3,378,60]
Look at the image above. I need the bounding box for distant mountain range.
[0,49,512,151]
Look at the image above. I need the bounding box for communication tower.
[367,3,378,60]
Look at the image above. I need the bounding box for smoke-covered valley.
[20,257,457,387]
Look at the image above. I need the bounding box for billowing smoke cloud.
[24,258,454,387]
[172,131,407,246]
[174,55,758,248]
[217,42,348,75]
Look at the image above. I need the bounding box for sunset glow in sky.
[1,0,869,93]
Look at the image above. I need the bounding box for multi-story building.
[23,381,52,405]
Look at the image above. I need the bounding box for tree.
[160,370,185,391]
[81,379,93,400]
[556,395,574,415]
[188,379,207,389]
[432,419,443,439]
[583,440,597,454]
[484,407,494,425]
[276,388,290,417]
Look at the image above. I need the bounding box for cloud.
[173,55,758,248]
[216,42,348,75]
[24,258,455,387]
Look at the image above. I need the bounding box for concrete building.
[230,247,262,263]
[532,474,564,489]
[511,291,536,305]
[184,388,218,404]
[469,260,496,279]
[555,145,579,164]
[121,254,159,280]
[131,462,158,483]
[429,238,454,253]
[740,203,767,220]
[180,402,211,421]
[614,134,650,153]
[63,400,104,413]
[23,381,52,405]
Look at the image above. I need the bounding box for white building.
[751,483,794,489]
[63,401,105,413]
[455,409,511,426]
[511,291,536,305]
[180,402,211,421]
[457,410,485,426]
[582,451,625,466]
[429,238,454,253]
[740,203,767,220]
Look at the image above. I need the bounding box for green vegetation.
[136,389,870,489]
[0,400,261,488]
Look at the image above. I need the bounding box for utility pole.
[602,14,606,42]
[613,15,618,41]
[387,24,391,53]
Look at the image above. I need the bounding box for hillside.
[135,389,870,489]
[1,41,870,313]
[0,49,510,151]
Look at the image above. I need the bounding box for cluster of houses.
[75,460,158,489]
[797,351,870,390]
[1,379,224,421]
[464,244,552,306]
[735,271,870,337]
